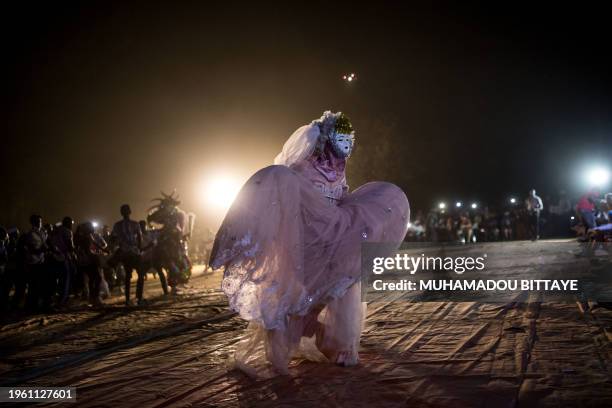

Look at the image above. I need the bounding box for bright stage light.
[471,203,478,209]
[438,202,446,209]
[455,201,462,208]
[92,221,99,228]
[200,175,242,211]
[586,167,610,187]
[509,197,517,204]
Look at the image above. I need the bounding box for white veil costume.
[211,111,410,378]
[273,124,320,167]
[273,111,341,167]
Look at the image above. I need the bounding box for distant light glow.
[586,167,610,187]
[438,202,446,209]
[510,197,517,204]
[471,203,478,209]
[200,175,242,211]
[455,201,462,208]
[92,221,99,228]
[570,216,576,220]
[343,72,357,83]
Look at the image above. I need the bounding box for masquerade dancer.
[210,111,409,377]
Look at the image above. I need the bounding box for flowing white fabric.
[211,165,409,377]
[273,123,320,167]
[211,116,409,377]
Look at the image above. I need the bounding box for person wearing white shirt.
[525,189,543,240]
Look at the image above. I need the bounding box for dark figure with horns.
[147,191,195,295]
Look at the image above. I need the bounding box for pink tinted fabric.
[210,159,409,376]
[310,145,346,183]
[576,192,597,211]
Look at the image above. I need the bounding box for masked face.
[330,132,355,158]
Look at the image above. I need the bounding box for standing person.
[576,188,600,235]
[0,228,19,311]
[587,193,612,241]
[139,220,154,279]
[209,111,409,376]
[485,211,500,241]
[425,210,439,242]
[91,226,111,299]
[110,204,144,306]
[139,220,169,296]
[457,213,473,243]
[525,189,544,241]
[100,224,119,292]
[48,217,76,306]
[75,222,106,306]
[500,211,513,240]
[23,214,50,311]
[101,225,112,244]
[0,228,8,313]
[6,229,26,309]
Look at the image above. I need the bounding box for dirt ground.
[1,240,611,407]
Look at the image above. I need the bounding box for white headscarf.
[273,123,320,167]
[273,111,343,167]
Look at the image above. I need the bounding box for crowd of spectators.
[406,188,612,243]
[0,204,171,316]
[3,188,612,316]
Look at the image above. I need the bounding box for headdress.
[274,110,355,166]
[312,111,355,153]
[148,190,181,213]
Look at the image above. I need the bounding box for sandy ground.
[1,240,611,407]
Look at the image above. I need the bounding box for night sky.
[3,2,612,229]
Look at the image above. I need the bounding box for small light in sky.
[471,203,478,209]
[510,197,517,204]
[455,201,462,208]
[343,73,356,83]
[438,202,446,209]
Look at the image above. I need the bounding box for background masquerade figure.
[210,111,410,377]
[147,191,196,294]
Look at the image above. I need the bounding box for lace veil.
[273,123,320,166]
